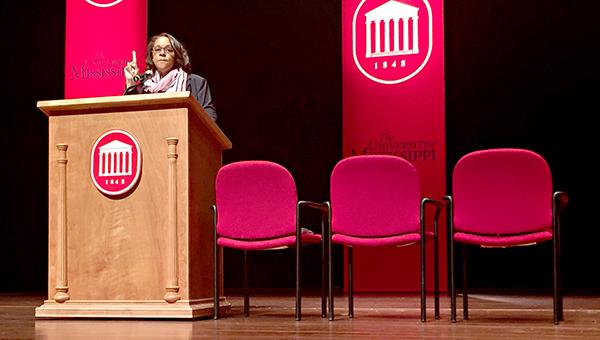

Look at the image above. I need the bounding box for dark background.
[1,0,598,294]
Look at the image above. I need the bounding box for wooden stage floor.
[2,292,600,339]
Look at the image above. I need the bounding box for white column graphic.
[375,19,381,54]
[384,19,391,53]
[364,0,420,58]
[365,20,372,57]
[412,16,419,54]
[394,18,400,52]
[98,140,133,177]
[403,16,409,51]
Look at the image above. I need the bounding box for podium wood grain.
[35,92,232,318]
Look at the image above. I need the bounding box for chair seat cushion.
[331,231,433,247]
[218,231,321,250]
[454,229,553,247]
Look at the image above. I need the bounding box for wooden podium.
[35,92,232,319]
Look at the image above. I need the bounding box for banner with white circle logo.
[91,129,142,196]
[342,0,446,292]
[65,0,147,98]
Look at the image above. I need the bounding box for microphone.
[133,70,152,82]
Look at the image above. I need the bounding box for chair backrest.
[330,155,421,237]
[215,161,297,240]
[452,148,553,235]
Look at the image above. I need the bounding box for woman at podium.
[123,32,217,121]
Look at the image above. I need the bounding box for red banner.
[342,0,446,292]
[65,0,147,98]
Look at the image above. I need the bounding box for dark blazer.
[187,74,217,121]
[125,73,217,121]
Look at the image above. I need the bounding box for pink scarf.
[143,68,188,94]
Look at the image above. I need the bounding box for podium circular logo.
[85,0,123,8]
[352,0,432,84]
[91,129,142,196]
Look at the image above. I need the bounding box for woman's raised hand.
[124,50,139,88]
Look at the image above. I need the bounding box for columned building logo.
[84,0,123,8]
[365,1,419,57]
[91,129,142,196]
[353,0,433,84]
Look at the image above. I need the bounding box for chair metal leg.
[213,232,219,319]
[553,228,562,324]
[462,244,468,320]
[553,192,565,324]
[557,234,564,322]
[328,222,334,321]
[321,213,327,318]
[420,226,426,322]
[449,227,456,322]
[434,220,440,320]
[553,237,559,325]
[243,250,249,317]
[296,227,301,321]
[348,246,353,318]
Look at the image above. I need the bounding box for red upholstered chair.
[212,161,327,321]
[326,155,442,321]
[445,148,569,324]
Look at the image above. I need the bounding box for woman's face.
[152,36,175,76]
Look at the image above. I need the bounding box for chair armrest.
[553,191,569,211]
[553,191,568,226]
[421,198,443,235]
[442,195,452,205]
[298,200,329,212]
[442,195,453,236]
[298,201,329,237]
[422,198,443,221]
[552,191,568,236]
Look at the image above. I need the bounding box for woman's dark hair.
[145,32,192,73]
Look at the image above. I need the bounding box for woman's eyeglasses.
[153,45,174,54]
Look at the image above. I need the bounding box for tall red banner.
[342,0,446,292]
[65,0,147,99]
